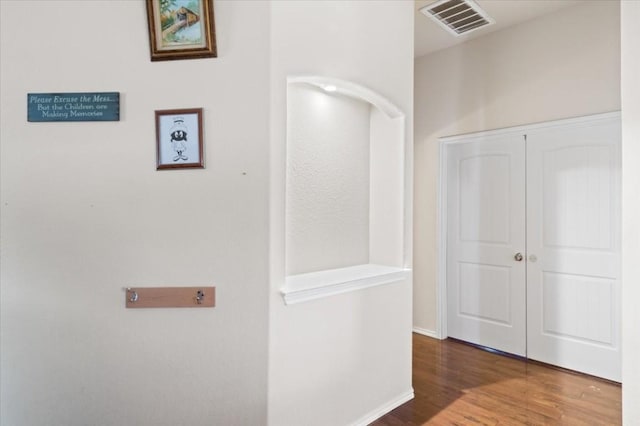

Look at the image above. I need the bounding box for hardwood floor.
[371,333,621,425]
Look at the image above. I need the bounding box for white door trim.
[435,110,621,339]
[436,139,448,339]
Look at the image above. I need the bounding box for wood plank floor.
[371,333,621,425]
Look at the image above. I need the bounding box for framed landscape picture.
[146,0,217,61]
[155,108,204,170]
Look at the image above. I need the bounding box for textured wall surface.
[286,85,371,275]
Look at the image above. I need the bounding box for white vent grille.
[420,0,494,37]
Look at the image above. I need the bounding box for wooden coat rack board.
[126,287,215,308]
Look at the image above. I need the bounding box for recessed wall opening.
[286,83,371,275]
[282,76,409,304]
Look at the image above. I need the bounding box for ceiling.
[415,0,584,58]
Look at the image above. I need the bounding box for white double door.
[446,114,621,381]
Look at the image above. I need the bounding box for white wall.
[413,0,621,334]
[370,107,405,268]
[286,85,371,275]
[269,1,414,425]
[0,1,271,425]
[621,1,640,423]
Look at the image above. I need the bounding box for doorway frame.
[435,110,621,340]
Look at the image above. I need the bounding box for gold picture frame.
[146,0,217,61]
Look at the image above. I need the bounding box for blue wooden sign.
[27,92,120,122]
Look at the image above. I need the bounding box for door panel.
[526,118,621,381]
[446,134,526,356]
[459,154,512,244]
[541,272,615,345]
[458,262,512,325]
[541,145,614,251]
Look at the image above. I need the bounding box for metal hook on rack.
[127,288,139,303]
[196,290,205,304]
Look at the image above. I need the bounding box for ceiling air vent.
[420,0,494,37]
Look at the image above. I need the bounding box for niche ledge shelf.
[281,264,410,305]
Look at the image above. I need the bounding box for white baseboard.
[350,389,414,426]
[413,326,440,339]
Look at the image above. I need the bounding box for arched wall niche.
[282,76,409,305]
